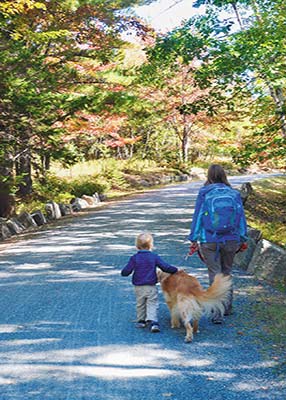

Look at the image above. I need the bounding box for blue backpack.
[203,186,241,238]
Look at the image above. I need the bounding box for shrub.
[70,179,109,197]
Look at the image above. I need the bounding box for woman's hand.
[189,242,199,255]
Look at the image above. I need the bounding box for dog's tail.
[196,273,232,317]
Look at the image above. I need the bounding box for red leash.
[185,243,206,263]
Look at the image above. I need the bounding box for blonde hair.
[136,233,153,250]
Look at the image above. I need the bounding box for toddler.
[121,233,178,332]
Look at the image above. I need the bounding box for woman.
[188,164,248,323]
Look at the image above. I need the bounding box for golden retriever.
[157,270,232,342]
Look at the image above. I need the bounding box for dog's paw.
[184,336,193,343]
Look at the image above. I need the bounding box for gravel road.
[0,174,285,400]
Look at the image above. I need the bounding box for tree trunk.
[274,87,286,137]
[15,149,33,196]
[181,122,189,163]
[0,151,15,217]
[0,162,15,218]
[231,2,243,29]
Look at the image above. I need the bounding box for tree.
[0,0,156,215]
[143,0,286,166]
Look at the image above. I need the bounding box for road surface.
[0,174,285,399]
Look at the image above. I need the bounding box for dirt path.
[0,174,285,399]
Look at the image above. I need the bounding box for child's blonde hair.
[136,232,153,250]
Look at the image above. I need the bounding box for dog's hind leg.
[178,296,197,342]
[169,305,181,328]
[183,319,193,342]
[192,320,199,334]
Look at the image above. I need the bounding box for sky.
[133,0,205,32]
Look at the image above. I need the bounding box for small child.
[121,232,178,333]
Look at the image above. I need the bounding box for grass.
[50,158,160,179]
[236,279,286,377]
[243,176,286,248]
[240,175,286,365]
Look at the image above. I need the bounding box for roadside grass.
[236,279,286,377]
[243,176,286,248]
[238,176,286,374]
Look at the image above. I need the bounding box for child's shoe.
[150,321,160,333]
[211,317,223,324]
[136,320,146,328]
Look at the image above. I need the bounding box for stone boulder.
[234,227,262,270]
[81,193,101,207]
[59,204,73,216]
[247,239,286,284]
[239,182,253,205]
[17,211,38,228]
[189,167,206,180]
[45,201,62,220]
[70,198,90,212]
[31,210,47,226]
[0,220,12,241]
[93,192,101,203]
[6,218,25,235]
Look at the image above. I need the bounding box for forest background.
[0,0,285,246]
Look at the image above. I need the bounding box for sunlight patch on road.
[2,245,93,254]
[196,371,236,380]
[0,338,60,347]
[12,263,53,271]
[0,343,214,383]
[0,363,178,383]
[105,244,134,250]
[0,324,24,333]
[46,269,118,282]
[0,344,212,369]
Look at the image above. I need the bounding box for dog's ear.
[157,270,170,282]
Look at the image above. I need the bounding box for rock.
[45,201,62,220]
[59,203,73,216]
[31,210,47,226]
[93,192,101,203]
[81,195,95,206]
[247,239,286,284]
[70,198,89,211]
[189,167,206,180]
[160,176,173,184]
[234,227,263,270]
[99,193,107,202]
[17,211,38,228]
[239,182,253,205]
[179,174,189,181]
[139,179,151,187]
[0,221,12,240]
[6,218,25,235]
[81,194,100,206]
